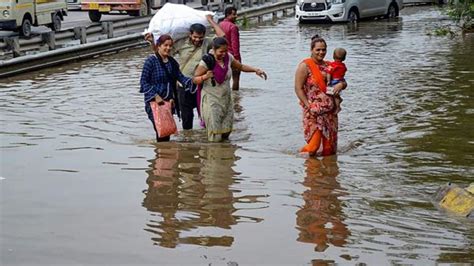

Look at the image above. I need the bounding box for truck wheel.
[49,13,62,32]
[140,0,150,16]
[20,17,32,37]
[131,0,150,17]
[89,10,102,22]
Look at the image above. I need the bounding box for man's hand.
[205,14,214,22]
[144,32,153,44]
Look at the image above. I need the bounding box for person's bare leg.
[232,69,241,91]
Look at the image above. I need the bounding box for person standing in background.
[219,6,241,91]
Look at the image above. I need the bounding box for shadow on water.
[296,156,350,255]
[142,142,265,248]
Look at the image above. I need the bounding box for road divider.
[0,0,295,78]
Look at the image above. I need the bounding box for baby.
[326,48,347,112]
[327,48,347,89]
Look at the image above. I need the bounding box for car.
[295,0,404,23]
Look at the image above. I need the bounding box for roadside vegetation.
[432,0,473,36]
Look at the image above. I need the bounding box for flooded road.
[1,5,473,265]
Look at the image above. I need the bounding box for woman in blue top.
[140,34,213,142]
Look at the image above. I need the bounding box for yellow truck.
[81,0,165,22]
[0,0,68,37]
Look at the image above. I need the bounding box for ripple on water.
[1,6,473,264]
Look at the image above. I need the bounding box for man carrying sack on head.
[173,15,225,130]
[144,4,225,130]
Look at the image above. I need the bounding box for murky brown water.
[1,5,473,265]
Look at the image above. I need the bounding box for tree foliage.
[446,0,473,32]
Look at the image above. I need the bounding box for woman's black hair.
[202,54,216,70]
[201,53,216,86]
[156,34,173,46]
[212,37,228,50]
[310,34,326,49]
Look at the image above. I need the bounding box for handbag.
[150,100,178,138]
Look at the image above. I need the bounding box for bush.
[446,0,473,32]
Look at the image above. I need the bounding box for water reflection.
[142,142,262,248]
[296,156,349,252]
[2,6,474,264]
[296,17,403,42]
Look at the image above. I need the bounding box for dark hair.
[224,6,237,17]
[156,34,173,46]
[310,34,327,49]
[333,48,346,61]
[190,23,206,35]
[212,37,228,50]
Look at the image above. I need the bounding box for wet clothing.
[219,19,241,62]
[173,37,213,129]
[140,54,192,139]
[173,37,213,77]
[301,58,339,155]
[177,86,197,129]
[199,53,234,142]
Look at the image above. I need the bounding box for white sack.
[145,3,215,42]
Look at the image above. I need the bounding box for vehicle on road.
[81,0,166,22]
[0,0,68,37]
[66,0,82,10]
[295,0,404,23]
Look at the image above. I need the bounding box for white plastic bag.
[145,3,215,42]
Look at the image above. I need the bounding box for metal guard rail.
[0,1,295,78]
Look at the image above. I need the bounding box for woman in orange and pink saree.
[294,35,347,156]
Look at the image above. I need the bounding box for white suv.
[295,0,404,23]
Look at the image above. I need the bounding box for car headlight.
[331,0,345,4]
[3,10,10,17]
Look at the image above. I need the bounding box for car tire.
[88,10,102,22]
[348,8,358,23]
[385,3,398,19]
[19,17,32,37]
[48,13,62,32]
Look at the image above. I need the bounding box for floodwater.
[1,5,473,265]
